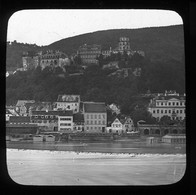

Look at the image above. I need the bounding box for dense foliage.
[6,25,184,69]
[6,56,185,112]
[6,25,185,124]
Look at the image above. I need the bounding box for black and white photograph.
[5,9,186,186]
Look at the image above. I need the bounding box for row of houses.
[6,91,186,136]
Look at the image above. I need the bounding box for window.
[173,102,175,106]
[91,121,93,124]
[86,126,89,130]
[153,110,155,114]
[169,110,171,113]
[176,102,179,106]
[168,102,171,106]
[35,115,38,118]
[165,110,167,113]
[86,120,89,125]
[41,115,44,118]
[157,109,159,113]
[94,115,97,119]
[45,115,48,118]
[180,110,182,114]
[98,115,101,119]
[50,115,53,118]
[95,121,97,124]
[87,114,89,119]
[102,121,105,125]
[91,115,93,119]
[161,110,163,114]
[161,102,163,106]
[60,118,71,121]
[102,114,105,119]
[176,110,179,114]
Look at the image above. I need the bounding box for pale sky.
[7,9,183,46]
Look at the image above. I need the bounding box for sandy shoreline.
[6,149,186,186]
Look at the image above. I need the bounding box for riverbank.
[7,149,186,185]
[6,139,186,154]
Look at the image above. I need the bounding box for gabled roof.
[31,110,73,116]
[111,118,123,124]
[9,116,31,123]
[16,100,35,107]
[57,95,80,102]
[83,102,106,113]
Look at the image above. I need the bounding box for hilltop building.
[82,102,107,133]
[77,44,101,65]
[148,90,186,121]
[56,95,80,113]
[40,50,69,70]
[22,51,40,70]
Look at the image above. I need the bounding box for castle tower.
[118,37,131,53]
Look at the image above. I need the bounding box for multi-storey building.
[40,50,69,70]
[118,37,131,53]
[56,95,80,113]
[31,110,60,131]
[73,113,84,132]
[22,51,40,70]
[58,111,73,132]
[83,102,107,133]
[148,90,186,121]
[77,44,101,65]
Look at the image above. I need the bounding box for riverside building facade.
[83,102,107,133]
[148,90,186,121]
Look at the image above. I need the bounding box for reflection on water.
[6,139,186,154]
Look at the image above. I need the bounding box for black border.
[0,0,193,194]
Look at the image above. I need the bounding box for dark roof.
[6,123,38,128]
[9,116,31,123]
[83,102,106,113]
[156,95,185,100]
[57,95,80,102]
[32,110,73,116]
[73,113,84,122]
[58,110,73,116]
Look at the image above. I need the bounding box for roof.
[31,110,73,116]
[73,113,84,122]
[9,116,31,123]
[57,95,80,102]
[83,102,106,113]
[155,95,185,101]
[6,123,38,128]
[16,100,35,107]
[58,110,73,116]
[162,134,186,139]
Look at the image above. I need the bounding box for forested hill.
[6,25,184,68]
[47,24,184,61]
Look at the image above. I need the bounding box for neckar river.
[6,139,186,154]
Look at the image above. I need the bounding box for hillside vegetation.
[6,25,184,69]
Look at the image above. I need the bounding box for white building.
[109,117,135,134]
[58,111,73,132]
[56,95,80,113]
[148,90,186,121]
